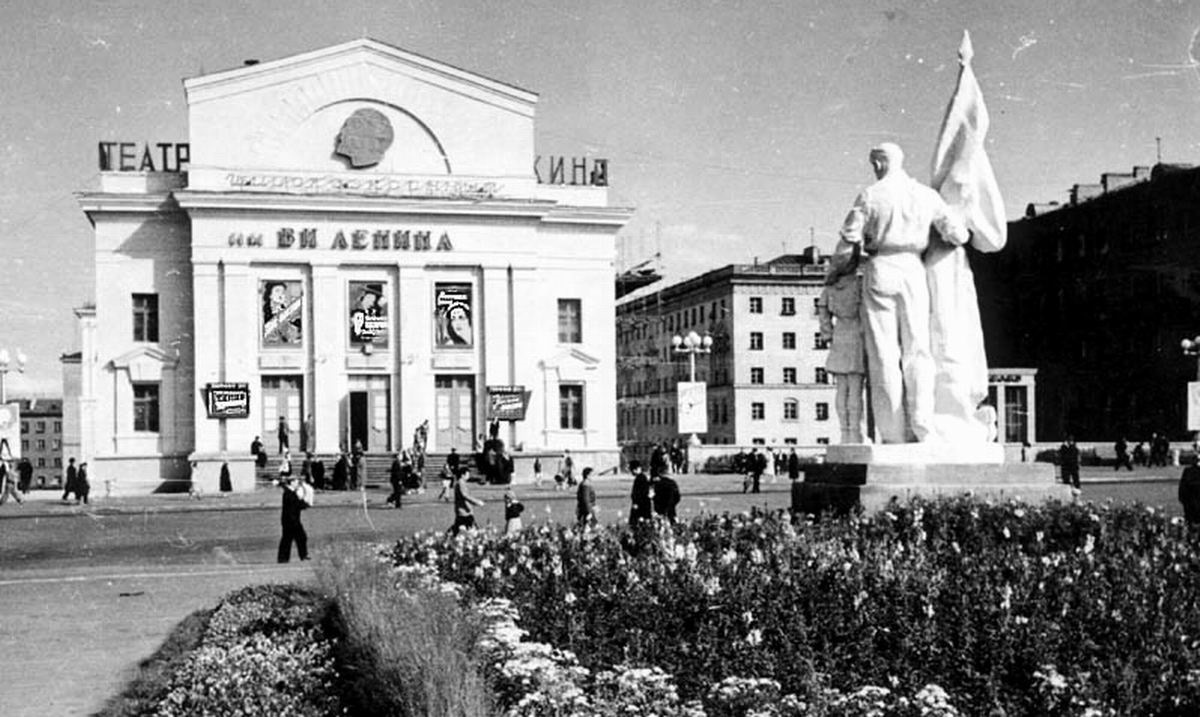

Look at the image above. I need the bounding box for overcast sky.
[2,0,1198,393]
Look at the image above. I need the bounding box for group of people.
[627,459,681,524]
[0,455,36,505]
[648,441,689,477]
[731,447,803,493]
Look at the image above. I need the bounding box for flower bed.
[387,497,1200,716]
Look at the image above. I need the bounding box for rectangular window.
[54,457,61,468]
[749,297,763,314]
[752,437,766,445]
[20,421,28,434]
[20,439,27,452]
[782,332,796,350]
[132,293,159,343]
[816,402,830,421]
[36,439,45,451]
[37,457,45,468]
[750,332,763,350]
[781,297,796,316]
[784,400,798,420]
[750,367,764,384]
[784,438,798,445]
[53,421,61,433]
[751,402,765,420]
[559,384,584,430]
[815,367,829,384]
[816,437,830,445]
[814,333,831,350]
[783,367,797,384]
[813,297,822,315]
[133,384,161,432]
[36,422,44,434]
[557,299,582,343]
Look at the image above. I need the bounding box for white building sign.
[677,381,708,435]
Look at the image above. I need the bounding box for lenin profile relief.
[334,108,394,168]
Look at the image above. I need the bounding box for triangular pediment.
[539,347,602,370]
[184,38,538,181]
[109,346,178,382]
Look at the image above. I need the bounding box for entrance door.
[347,375,391,453]
[262,376,303,455]
[435,375,475,451]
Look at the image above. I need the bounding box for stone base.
[795,458,1073,515]
[824,442,1005,465]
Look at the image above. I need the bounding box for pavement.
[0,465,1183,716]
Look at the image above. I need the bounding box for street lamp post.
[0,348,26,404]
[672,330,713,447]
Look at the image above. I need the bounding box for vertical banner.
[261,280,303,346]
[348,281,389,347]
[1188,382,1200,432]
[0,402,20,459]
[435,283,473,347]
[677,381,708,434]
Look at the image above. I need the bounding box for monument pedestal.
[795,443,1073,515]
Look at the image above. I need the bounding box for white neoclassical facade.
[74,39,630,493]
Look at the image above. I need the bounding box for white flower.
[745,628,763,646]
[563,592,577,606]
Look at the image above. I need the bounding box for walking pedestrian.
[1180,453,1200,526]
[533,456,543,487]
[1059,435,1081,489]
[628,459,652,525]
[77,462,90,504]
[576,467,596,527]
[0,459,23,505]
[560,449,575,487]
[504,489,525,535]
[386,453,404,508]
[437,463,454,501]
[17,457,32,494]
[277,415,290,454]
[787,448,801,481]
[1114,437,1133,472]
[449,469,484,535]
[276,471,311,563]
[62,457,78,503]
[653,471,681,523]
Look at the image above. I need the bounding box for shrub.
[154,584,344,717]
[387,498,1200,716]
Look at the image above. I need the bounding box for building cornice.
[173,190,631,226]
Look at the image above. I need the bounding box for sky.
[1,0,1199,394]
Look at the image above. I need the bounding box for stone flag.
[926,30,1007,443]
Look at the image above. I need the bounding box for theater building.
[73,39,631,493]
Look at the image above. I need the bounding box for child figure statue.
[817,260,868,444]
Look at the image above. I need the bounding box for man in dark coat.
[787,448,801,481]
[386,453,404,508]
[17,457,33,493]
[650,443,668,478]
[629,460,653,525]
[62,457,78,502]
[332,452,349,491]
[576,467,597,526]
[653,472,681,523]
[1059,435,1081,489]
[276,474,310,563]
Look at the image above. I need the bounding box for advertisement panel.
[205,383,251,419]
[348,281,389,347]
[434,283,473,348]
[1189,382,1200,432]
[487,385,529,421]
[0,402,20,459]
[261,280,303,346]
[677,381,708,435]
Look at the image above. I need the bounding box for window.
[815,367,829,384]
[53,421,61,433]
[813,297,822,315]
[20,421,28,434]
[36,422,44,434]
[20,439,27,452]
[783,367,797,384]
[784,438,798,445]
[751,402,765,420]
[816,402,830,421]
[816,437,830,445]
[133,384,160,432]
[752,437,766,445]
[814,332,831,350]
[132,293,159,342]
[781,297,796,316]
[749,297,763,314]
[559,384,584,430]
[54,457,61,467]
[750,332,763,350]
[782,332,796,350]
[750,367,764,384]
[557,299,582,343]
[36,439,45,451]
[784,399,799,420]
[37,457,45,468]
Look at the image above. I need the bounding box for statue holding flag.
[831,30,1005,445]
